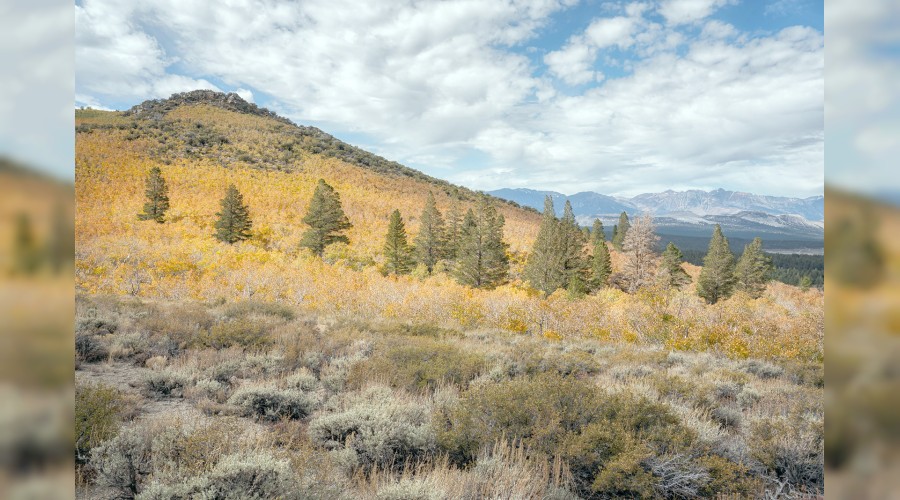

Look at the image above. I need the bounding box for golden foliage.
[75,105,823,361]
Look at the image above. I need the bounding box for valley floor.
[75,295,823,499]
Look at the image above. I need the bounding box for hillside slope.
[76,92,541,260]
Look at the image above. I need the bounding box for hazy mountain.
[488,187,824,245]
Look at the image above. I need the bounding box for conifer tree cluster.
[697,227,774,303]
[377,193,508,288]
[453,198,509,289]
[523,197,594,295]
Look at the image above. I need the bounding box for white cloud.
[658,0,735,26]
[0,1,74,179]
[544,42,598,85]
[74,0,824,197]
[585,16,638,49]
[824,0,900,193]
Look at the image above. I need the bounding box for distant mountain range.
[488,187,824,245]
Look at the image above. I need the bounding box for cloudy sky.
[71,0,826,197]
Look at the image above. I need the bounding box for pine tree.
[660,242,691,289]
[612,212,630,250]
[734,237,773,298]
[590,219,612,289]
[523,196,565,294]
[444,200,463,261]
[214,184,253,244]
[798,275,813,291]
[591,219,605,246]
[383,209,414,275]
[611,225,618,246]
[138,166,170,223]
[300,179,352,256]
[453,198,509,289]
[622,214,659,292]
[414,192,446,273]
[559,200,589,289]
[697,224,736,304]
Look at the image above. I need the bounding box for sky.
[4,0,835,197]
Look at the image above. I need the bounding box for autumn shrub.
[194,318,273,349]
[75,384,123,463]
[137,303,215,349]
[308,386,434,471]
[347,338,486,393]
[223,299,296,321]
[228,385,319,421]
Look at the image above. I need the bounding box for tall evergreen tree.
[383,209,414,275]
[138,166,170,223]
[444,200,463,261]
[611,225,619,247]
[612,211,630,250]
[214,184,253,244]
[559,200,589,289]
[523,196,565,294]
[300,179,352,256]
[414,192,447,273]
[591,219,605,246]
[696,225,736,304]
[734,237,773,298]
[590,219,612,289]
[622,214,659,292]
[660,242,691,289]
[453,198,508,289]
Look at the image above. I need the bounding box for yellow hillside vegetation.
[75,104,822,361]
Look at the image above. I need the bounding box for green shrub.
[711,406,743,430]
[90,426,153,497]
[436,373,695,498]
[748,418,823,492]
[75,384,122,462]
[308,386,434,471]
[223,300,296,321]
[139,452,302,500]
[228,385,319,421]
[76,333,108,363]
[195,318,273,349]
[143,370,190,398]
[348,338,485,393]
[741,359,783,379]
